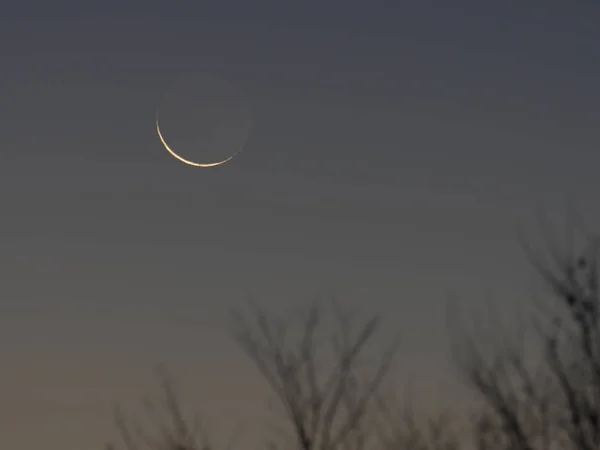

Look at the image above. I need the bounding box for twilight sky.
[1,2,599,448]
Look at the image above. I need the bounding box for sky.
[0,2,599,448]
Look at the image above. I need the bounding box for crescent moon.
[155,110,240,168]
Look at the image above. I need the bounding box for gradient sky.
[1,2,599,448]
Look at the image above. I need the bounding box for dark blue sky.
[0,2,599,448]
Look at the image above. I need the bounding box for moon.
[155,112,238,168]
[155,73,252,168]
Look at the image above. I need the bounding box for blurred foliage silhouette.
[108,212,600,450]
[449,212,600,450]
[106,365,211,450]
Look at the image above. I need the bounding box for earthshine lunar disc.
[156,73,252,167]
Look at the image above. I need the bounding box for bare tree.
[372,384,461,450]
[104,300,457,450]
[449,213,600,450]
[106,365,239,450]
[230,300,399,450]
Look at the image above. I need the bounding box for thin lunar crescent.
[155,111,239,168]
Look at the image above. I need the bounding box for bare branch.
[231,300,398,450]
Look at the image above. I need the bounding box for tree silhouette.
[106,212,600,450]
[229,300,400,450]
[107,298,461,450]
[450,215,600,450]
[106,365,223,450]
